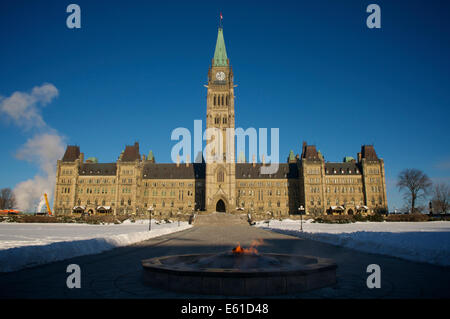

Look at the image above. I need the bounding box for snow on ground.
[0,220,192,272]
[256,219,450,266]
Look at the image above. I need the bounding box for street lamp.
[266,211,272,227]
[148,206,154,231]
[298,206,305,232]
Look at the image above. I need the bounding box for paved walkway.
[0,215,449,298]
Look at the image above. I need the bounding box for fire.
[232,238,263,254]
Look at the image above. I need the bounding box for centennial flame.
[232,238,263,254]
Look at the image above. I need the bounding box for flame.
[232,238,263,254]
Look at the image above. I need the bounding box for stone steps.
[193,212,248,226]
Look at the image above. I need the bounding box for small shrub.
[386,213,430,222]
[353,213,368,222]
[313,215,355,224]
[367,213,385,222]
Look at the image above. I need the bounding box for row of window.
[238,189,288,197]
[61,169,73,175]
[79,187,116,194]
[143,182,194,188]
[371,186,382,193]
[239,182,289,187]
[213,94,230,106]
[306,168,320,175]
[214,117,228,125]
[325,186,362,194]
[326,168,360,174]
[238,200,287,208]
[326,178,361,185]
[307,197,383,206]
[79,178,115,184]
[143,190,193,198]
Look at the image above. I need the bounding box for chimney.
[176,154,180,167]
[186,154,190,167]
[252,154,256,167]
[357,152,362,163]
[80,152,84,163]
[142,154,146,161]
[262,154,265,165]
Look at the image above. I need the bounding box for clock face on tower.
[215,71,225,81]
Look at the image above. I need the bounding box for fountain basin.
[142,252,337,296]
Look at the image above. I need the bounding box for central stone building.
[53,26,388,218]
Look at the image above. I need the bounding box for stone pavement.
[0,214,449,298]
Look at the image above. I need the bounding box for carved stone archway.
[216,199,226,212]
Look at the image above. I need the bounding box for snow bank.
[0,221,192,272]
[256,220,450,266]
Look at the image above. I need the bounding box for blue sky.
[0,0,449,210]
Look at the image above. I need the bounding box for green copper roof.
[213,28,228,66]
[86,157,98,163]
[344,156,355,162]
[289,150,295,161]
[148,150,154,161]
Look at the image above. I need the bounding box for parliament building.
[53,26,388,218]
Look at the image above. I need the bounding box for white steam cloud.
[0,84,65,212]
[0,83,58,130]
[14,133,66,211]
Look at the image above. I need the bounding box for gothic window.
[223,117,227,124]
[128,199,131,205]
[222,95,224,105]
[214,95,216,106]
[226,95,229,105]
[217,171,224,183]
[277,201,280,207]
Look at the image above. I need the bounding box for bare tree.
[431,183,450,214]
[397,169,432,214]
[0,188,16,209]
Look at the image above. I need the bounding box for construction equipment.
[44,193,52,216]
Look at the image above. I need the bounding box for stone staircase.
[193,212,248,226]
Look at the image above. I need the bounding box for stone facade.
[53,27,388,217]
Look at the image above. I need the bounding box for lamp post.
[148,206,154,231]
[177,210,181,227]
[298,206,304,232]
[266,211,272,227]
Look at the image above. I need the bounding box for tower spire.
[213,20,228,67]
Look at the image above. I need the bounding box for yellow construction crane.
[44,193,52,216]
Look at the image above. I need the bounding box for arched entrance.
[347,209,354,215]
[216,200,226,213]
